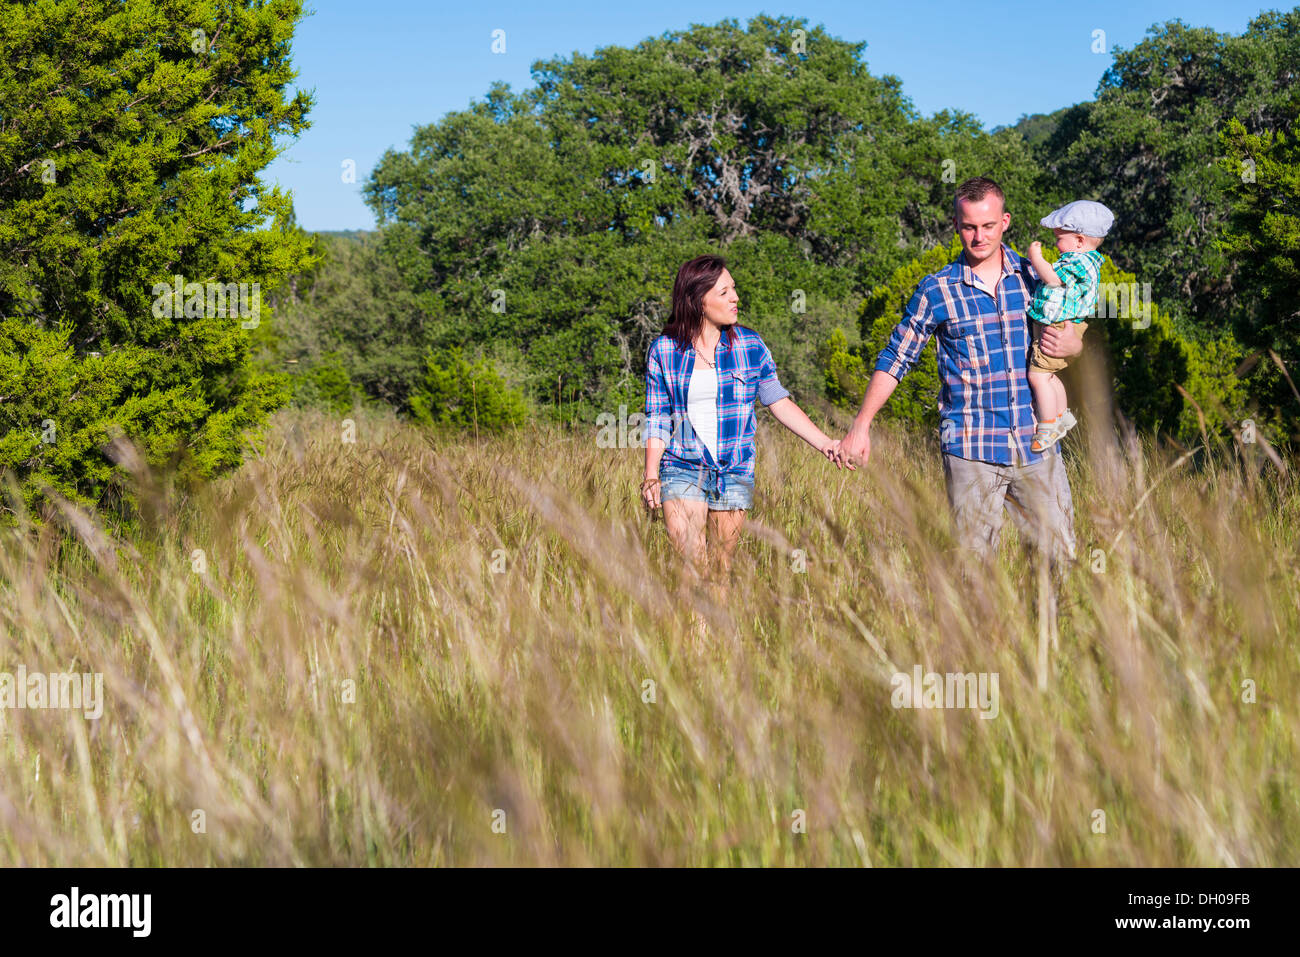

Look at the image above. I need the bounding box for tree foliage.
[0,0,313,522]
[1036,12,1300,324]
[278,10,1298,450]
[358,15,1041,424]
[410,349,529,434]
[1219,114,1300,436]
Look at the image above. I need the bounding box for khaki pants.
[942,451,1076,570]
[1029,320,1087,375]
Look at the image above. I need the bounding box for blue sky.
[266,0,1276,231]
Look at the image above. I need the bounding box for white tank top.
[686,361,719,463]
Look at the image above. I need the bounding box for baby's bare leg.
[1051,374,1068,412]
[1028,370,1062,421]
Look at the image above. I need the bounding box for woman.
[640,254,842,603]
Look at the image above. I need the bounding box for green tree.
[0,0,313,523]
[267,231,430,411]
[999,107,1072,149]
[1037,12,1300,323]
[362,15,1044,423]
[1219,114,1300,436]
[1091,256,1250,443]
[289,352,356,417]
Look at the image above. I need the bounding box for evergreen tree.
[0,0,313,522]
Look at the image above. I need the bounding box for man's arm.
[839,284,936,466]
[839,371,899,467]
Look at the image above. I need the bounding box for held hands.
[642,431,860,507]
[834,421,869,470]
[818,436,850,469]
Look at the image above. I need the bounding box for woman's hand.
[640,477,662,512]
[820,437,855,471]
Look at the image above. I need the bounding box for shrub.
[410,349,529,434]
[290,352,356,417]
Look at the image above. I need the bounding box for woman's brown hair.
[663,254,736,353]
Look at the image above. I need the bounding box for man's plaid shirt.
[874,243,1057,466]
[645,325,790,478]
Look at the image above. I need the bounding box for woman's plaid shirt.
[874,243,1056,466]
[645,325,791,478]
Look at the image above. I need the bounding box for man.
[837,177,1082,570]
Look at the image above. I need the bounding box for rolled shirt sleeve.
[756,340,792,406]
[644,345,674,442]
[874,283,939,381]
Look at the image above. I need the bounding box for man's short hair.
[953,177,1006,217]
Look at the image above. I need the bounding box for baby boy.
[1024,199,1115,452]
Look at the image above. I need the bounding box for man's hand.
[839,370,897,470]
[837,420,869,469]
[1039,321,1084,359]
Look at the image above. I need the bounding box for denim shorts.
[659,461,754,510]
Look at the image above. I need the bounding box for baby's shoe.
[1057,409,1078,440]
[1031,410,1077,453]
[1030,420,1058,453]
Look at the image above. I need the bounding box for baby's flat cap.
[1040,200,1114,238]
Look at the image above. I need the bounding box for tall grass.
[0,398,1296,866]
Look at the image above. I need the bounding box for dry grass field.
[1,398,1296,865]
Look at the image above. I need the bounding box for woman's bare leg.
[662,498,710,642]
[706,508,746,604]
[662,498,708,574]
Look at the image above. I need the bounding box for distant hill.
[312,229,373,240]
[994,106,1073,149]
